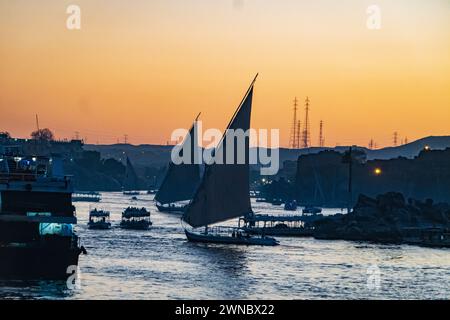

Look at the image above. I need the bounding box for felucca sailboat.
[123,157,140,195]
[181,75,279,246]
[155,115,202,213]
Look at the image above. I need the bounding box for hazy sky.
[0,0,449,147]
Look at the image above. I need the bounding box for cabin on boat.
[73,191,101,202]
[240,214,315,237]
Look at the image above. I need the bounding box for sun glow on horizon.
[0,0,449,147]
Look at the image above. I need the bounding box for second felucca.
[154,114,202,214]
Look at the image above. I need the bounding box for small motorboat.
[271,198,284,206]
[420,228,450,247]
[155,202,187,214]
[73,191,101,202]
[284,200,298,211]
[120,207,152,230]
[302,206,322,214]
[88,209,111,230]
[123,191,140,196]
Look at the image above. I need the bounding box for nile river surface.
[0,192,449,299]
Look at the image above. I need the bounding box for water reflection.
[183,242,250,299]
[0,280,73,300]
[0,192,448,299]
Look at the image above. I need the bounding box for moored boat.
[72,191,101,202]
[123,191,140,196]
[402,227,450,248]
[420,228,450,247]
[284,200,298,211]
[241,214,314,237]
[271,198,284,206]
[303,206,322,214]
[0,154,85,279]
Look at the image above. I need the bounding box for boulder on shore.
[313,192,450,243]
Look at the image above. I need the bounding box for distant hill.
[85,135,450,169]
[365,136,450,160]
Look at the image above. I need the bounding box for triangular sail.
[155,120,201,204]
[123,157,139,190]
[183,77,256,228]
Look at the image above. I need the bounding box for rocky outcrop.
[313,192,450,243]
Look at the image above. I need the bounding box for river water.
[0,192,448,299]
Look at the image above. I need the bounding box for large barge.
[0,153,85,279]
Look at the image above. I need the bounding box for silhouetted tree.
[0,131,11,139]
[31,128,54,141]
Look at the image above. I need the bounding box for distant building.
[0,135,84,159]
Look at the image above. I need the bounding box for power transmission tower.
[393,131,398,146]
[35,114,40,131]
[124,134,128,144]
[301,97,311,148]
[318,120,324,147]
[289,97,299,148]
[296,120,301,148]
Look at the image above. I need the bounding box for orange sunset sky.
[0,0,449,147]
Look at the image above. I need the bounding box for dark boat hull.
[185,229,279,246]
[302,208,322,214]
[243,227,313,237]
[155,203,186,214]
[0,246,81,280]
[120,221,152,230]
[123,192,140,196]
[88,222,111,230]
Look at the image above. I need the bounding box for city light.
[374,168,382,175]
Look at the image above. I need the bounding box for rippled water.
[0,192,449,300]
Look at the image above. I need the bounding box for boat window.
[39,223,73,236]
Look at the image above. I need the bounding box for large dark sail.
[183,76,256,228]
[155,120,201,204]
[123,157,139,191]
